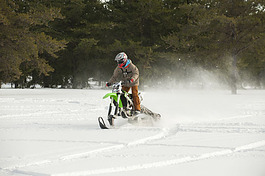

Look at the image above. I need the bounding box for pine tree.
[0,0,67,87]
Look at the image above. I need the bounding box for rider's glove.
[127,79,133,84]
[106,82,111,87]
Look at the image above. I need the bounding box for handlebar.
[111,81,123,93]
[111,81,124,87]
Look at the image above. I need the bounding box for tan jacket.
[108,60,139,87]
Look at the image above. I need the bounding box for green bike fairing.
[103,93,123,108]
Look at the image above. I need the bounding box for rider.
[106,52,141,115]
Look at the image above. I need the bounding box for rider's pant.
[122,86,141,111]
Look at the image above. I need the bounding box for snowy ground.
[0,88,265,176]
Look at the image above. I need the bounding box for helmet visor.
[118,60,126,68]
[117,59,124,64]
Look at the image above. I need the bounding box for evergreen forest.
[0,0,264,94]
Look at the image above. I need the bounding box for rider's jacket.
[108,60,139,87]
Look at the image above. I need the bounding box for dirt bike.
[98,81,161,129]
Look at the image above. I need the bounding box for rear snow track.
[12,139,265,176]
[6,124,265,176]
[52,140,265,176]
[3,127,176,174]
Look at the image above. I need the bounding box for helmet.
[115,52,128,68]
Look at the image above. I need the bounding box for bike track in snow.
[1,125,177,174]
[48,140,265,176]
[2,114,265,176]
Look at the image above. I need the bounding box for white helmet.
[115,52,128,68]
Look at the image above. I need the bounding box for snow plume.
[141,71,264,128]
[142,88,233,126]
[188,67,228,89]
[141,64,239,127]
[149,66,228,90]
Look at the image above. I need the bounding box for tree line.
[0,0,264,94]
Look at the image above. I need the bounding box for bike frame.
[103,81,134,124]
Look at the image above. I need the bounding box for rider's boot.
[134,110,141,116]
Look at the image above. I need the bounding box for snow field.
[0,88,265,176]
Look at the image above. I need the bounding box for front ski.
[98,117,109,129]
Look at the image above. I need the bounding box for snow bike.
[98,81,161,129]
